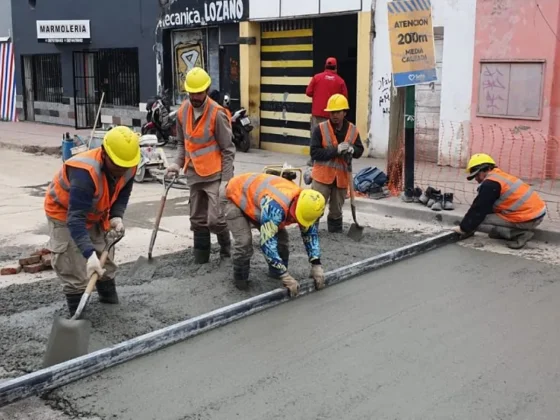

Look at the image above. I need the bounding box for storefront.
[11,0,159,129]
[157,0,250,111]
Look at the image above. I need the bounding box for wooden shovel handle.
[83,249,110,295]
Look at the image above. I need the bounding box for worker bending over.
[454,153,546,249]
[311,93,364,233]
[166,67,236,264]
[224,173,326,296]
[44,126,140,316]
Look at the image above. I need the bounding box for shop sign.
[387,0,436,87]
[158,0,249,29]
[36,20,91,44]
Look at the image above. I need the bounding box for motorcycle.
[214,92,252,153]
[134,133,170,183]
[141,91,178,147]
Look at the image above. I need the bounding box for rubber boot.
[327,217,343,233]
[96,278,119,304]
[269,248,289,279]
[507,231,534,250]
[217,231,231,259]
[193,229,211,264]
[233,259,250,290]
[65,293,84,317]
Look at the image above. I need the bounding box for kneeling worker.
[44,126,140,315]
[224,173,326,296]
[454,153,546,249]
[311,93,364,233]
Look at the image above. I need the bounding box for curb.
[0,231,458,407]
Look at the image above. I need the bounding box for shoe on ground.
[443,193,454,210]
[413,187,423,203]
[506,231,534,249]
[431,194,443,211]
[419,186,435,205]
[401,188,414,203]
[488,228,502,240]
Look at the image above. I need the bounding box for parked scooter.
[209,90,252,153]
[135,133,169,183]
[141,90,178,147]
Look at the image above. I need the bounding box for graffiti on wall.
[480,64,507,114]
[175,42,205,94]
[377,75,391,115]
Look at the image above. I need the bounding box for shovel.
[43,232,124,368]
[128,174,177,279]
[346,154,364,242]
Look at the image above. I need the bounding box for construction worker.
[224,173,326,296]
[306,57,348,166]
[166,67,235,263]
[44,126,140,316]
[310,93,364,233]
[453,153,546,249]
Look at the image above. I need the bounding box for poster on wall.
[158,0,249,29]
[175,42,205,95]
[387,0,437,87]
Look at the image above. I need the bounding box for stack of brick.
[1,248,53,275]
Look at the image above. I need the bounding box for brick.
[32,248,51,256]
[18,255,41,266]
[41,253,52,268]
[23,262,48,274]
[1,266,22,276]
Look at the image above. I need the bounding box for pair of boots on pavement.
[192,229,231,264]
[402,186,454,211]
[66,278,119,317]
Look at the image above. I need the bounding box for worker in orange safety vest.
[310,93,364,233]
[166,67,236,264]
[44,126,140,316]
[453,153,546,249]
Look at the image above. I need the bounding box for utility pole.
[404,85,415,191]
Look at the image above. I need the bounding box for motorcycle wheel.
[237,131,250,153]
[134,166,146,183]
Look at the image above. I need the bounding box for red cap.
[325,57,337,67]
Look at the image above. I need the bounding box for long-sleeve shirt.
[259,196,321,275]
[310,119,364,172]
[174,98,235,186]
[66,166,133,258]
[459,179,501,233]
[305,70,348,118]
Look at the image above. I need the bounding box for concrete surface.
[3,244,559,419]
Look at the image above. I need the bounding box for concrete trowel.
[42,232,124,368]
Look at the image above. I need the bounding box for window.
[31,54,63,103]
[477,60,545,120]
[96,48,140,107]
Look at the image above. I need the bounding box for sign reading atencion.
[36,20,91,44]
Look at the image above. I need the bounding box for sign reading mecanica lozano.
[36,20,91,43]
[158,0,249,29]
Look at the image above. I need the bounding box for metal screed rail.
[0,231,459,407]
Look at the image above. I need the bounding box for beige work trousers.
[312,179,347,221]
[47,218,117,295]
[224,200,289,263]
[189,180,228,234]
[480,214,544,239]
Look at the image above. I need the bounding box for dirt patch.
[0,224,426,379]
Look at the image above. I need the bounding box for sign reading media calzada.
[387,0,437,87]
[158,0,249,29]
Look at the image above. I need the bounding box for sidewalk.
[1,121,559,242]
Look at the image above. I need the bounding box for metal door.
[22,56,35,121]
[219,45,240,111]
[72,51,99,129]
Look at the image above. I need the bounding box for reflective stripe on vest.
[183,100,218,145]
[313,121,358,177]
[486,171,546,218]
[238,173,293,220]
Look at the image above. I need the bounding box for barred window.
[32,54,63,103]
[97,48,140,107]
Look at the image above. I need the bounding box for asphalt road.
[38,244,560,420]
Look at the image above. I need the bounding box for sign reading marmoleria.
[158,0,249,29]
[387,0,437,87]
[36,20,91,44]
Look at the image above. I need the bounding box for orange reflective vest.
[226,173,301,225]
[44,148,136,231]
[485,168,546,223]
[311,120,358,188]
[178,98,224,177]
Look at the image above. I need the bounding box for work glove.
[309,264,325,290]
[165,163,180,177]
[346,146,354,155]
[107,217,125,241]
[337,142,349,154]
[280,272,300,297]
[86,253,105,279]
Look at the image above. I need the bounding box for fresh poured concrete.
[21,244,560,419]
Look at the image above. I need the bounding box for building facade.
[1,0,17,122]
[11,0,159,129]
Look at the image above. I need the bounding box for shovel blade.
[127,256,157,280]
[347,223,364,242]
[43,316,92,368]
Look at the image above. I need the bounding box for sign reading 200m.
[158,0,249,29]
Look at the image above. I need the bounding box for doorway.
[219,44,240,111]
[312,14,358,123]
[72,51,99,129]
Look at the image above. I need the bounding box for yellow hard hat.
[324,94,349,112]
[102,126,141,168]
[295,189,326,228]
[465,153,496,179]
[184,67,211,93]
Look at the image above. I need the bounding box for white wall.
[368,0,476,162]
[249,0,372,20]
